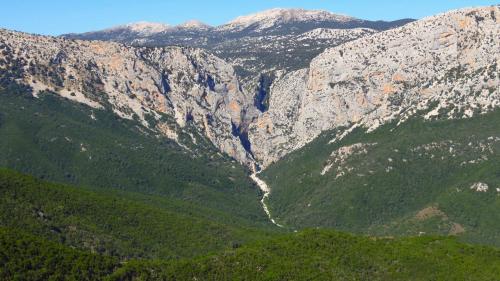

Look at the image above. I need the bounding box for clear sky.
[0,0,497,35]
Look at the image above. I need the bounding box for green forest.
[263,106,500,246]
[1,81,500,280]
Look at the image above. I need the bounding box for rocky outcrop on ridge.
[249,6,499,167]
[0,29,257,165]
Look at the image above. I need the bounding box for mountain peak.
[108,21,171,35]
[225,8,356,29]
[177,20,211,29]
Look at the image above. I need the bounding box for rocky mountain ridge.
[62,9,413,83]
[63,8,409,40]
[249,6,499,167]
[220,8,356,32]
[0,28,257,166]
[109,22,172,35]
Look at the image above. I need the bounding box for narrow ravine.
[250,172,284,228]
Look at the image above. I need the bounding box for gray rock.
[249,6,500,167]
[0,29,255,166]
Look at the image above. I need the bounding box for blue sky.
[0,0,497,35]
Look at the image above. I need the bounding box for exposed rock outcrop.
[0,29,256,166]
[249,6,500,167]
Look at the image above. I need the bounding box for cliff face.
[249,6,500,167]
[0,29,256,166]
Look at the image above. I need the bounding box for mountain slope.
[0,168,278,260]
[0,84,272,227]
[210,27,377,80]
[3,163,497,280]
[112,230,500,281]
[4,226,500,281]
[0,227,118,280]
[250,6,499,167]
[262,108,500,246]
[0,28,257,166]
[242,6,500,246]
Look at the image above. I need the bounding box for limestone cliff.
[0,29,256,165]
[249,6,500,167]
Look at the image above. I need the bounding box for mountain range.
[62,9,413,84]
[1,5,500,280]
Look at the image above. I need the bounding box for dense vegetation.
[0,227,118,281]
[0,168,279,259]
[112,230,500,281]
[3,225,500,281]
[0,87,271,227]
[263,109,500,246]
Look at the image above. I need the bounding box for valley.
[0,3,499,280]
[250,172,284,228]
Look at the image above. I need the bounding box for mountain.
[177,20,211,30]
[107,21,172,35]
[3,5,499,211]
[52,9,414,168]
[1,5,500,280]
[220,8,356,31]
[1,28,258,166]
[255,6,500,245]
[217,8,410,34]
[250,6,500,167]
[63,20,212,43]
[62,9,414,83]
[0,81,275,227]
[63,8,412,42]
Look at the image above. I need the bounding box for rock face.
[62,9,413,130]
[0,29,256,166]
[249,6,500,167]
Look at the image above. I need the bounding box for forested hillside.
[0,85,270,227]
[264,109,500,246]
